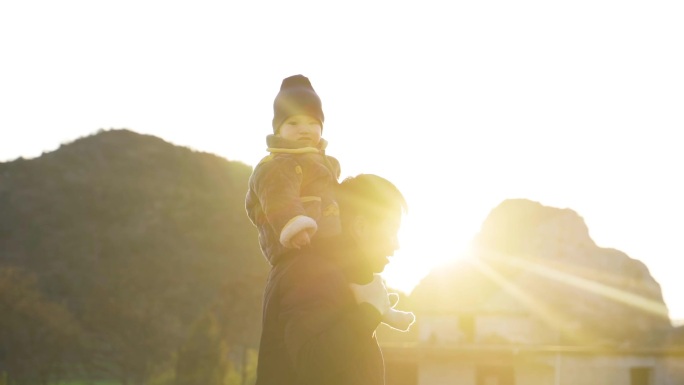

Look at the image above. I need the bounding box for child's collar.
[266,135,328,154]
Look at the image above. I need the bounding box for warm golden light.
[2,0,682,322]
[381,202,479,294]
[484,250,670,319]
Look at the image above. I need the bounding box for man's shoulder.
[274,252,347,293]
[280,251,344,279]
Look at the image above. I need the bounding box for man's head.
[272,74,324,135]
[336,174,408,274]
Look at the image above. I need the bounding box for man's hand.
[290,230,311,249]
[349,274,390,316]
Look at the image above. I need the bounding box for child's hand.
[290,230,311,249]
[349,275,391,316]
[382,293,416,332]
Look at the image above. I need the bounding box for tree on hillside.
[174,273,265,385]
[0,267,82,385]
[175,308,230,385]
[216,274,264,385]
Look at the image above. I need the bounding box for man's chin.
[371,258,390,273]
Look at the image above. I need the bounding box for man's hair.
[336,174,407,226]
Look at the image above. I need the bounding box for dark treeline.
[0,129,268,385]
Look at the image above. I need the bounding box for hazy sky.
[1,1,682,320]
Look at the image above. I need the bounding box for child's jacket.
[245,135,341,265]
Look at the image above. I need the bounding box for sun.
[336,160,486,296]
[381,209,475,294]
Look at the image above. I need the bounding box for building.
[379,311,684,385]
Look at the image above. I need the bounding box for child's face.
[277,115,322,147]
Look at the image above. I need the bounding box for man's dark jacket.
[255,240,384,385]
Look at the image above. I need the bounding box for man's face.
[356,210,402,274]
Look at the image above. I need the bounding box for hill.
[0,129,267,383]
[410,199,674,347]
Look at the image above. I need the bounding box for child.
[245,74,414,331]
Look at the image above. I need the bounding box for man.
[255,174,409,385]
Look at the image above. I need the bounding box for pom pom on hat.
[272,74,324,133]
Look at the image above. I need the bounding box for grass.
[57,381,120,385]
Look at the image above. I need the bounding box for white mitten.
[382,293,416,332]
[349,274,390,316]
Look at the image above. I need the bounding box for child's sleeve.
[253,157,318,248]
[325,155,341,180]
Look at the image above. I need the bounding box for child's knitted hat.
[272,75,324,133]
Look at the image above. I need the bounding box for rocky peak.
[411,199,673,347]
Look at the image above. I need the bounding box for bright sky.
[1,1,682,321]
